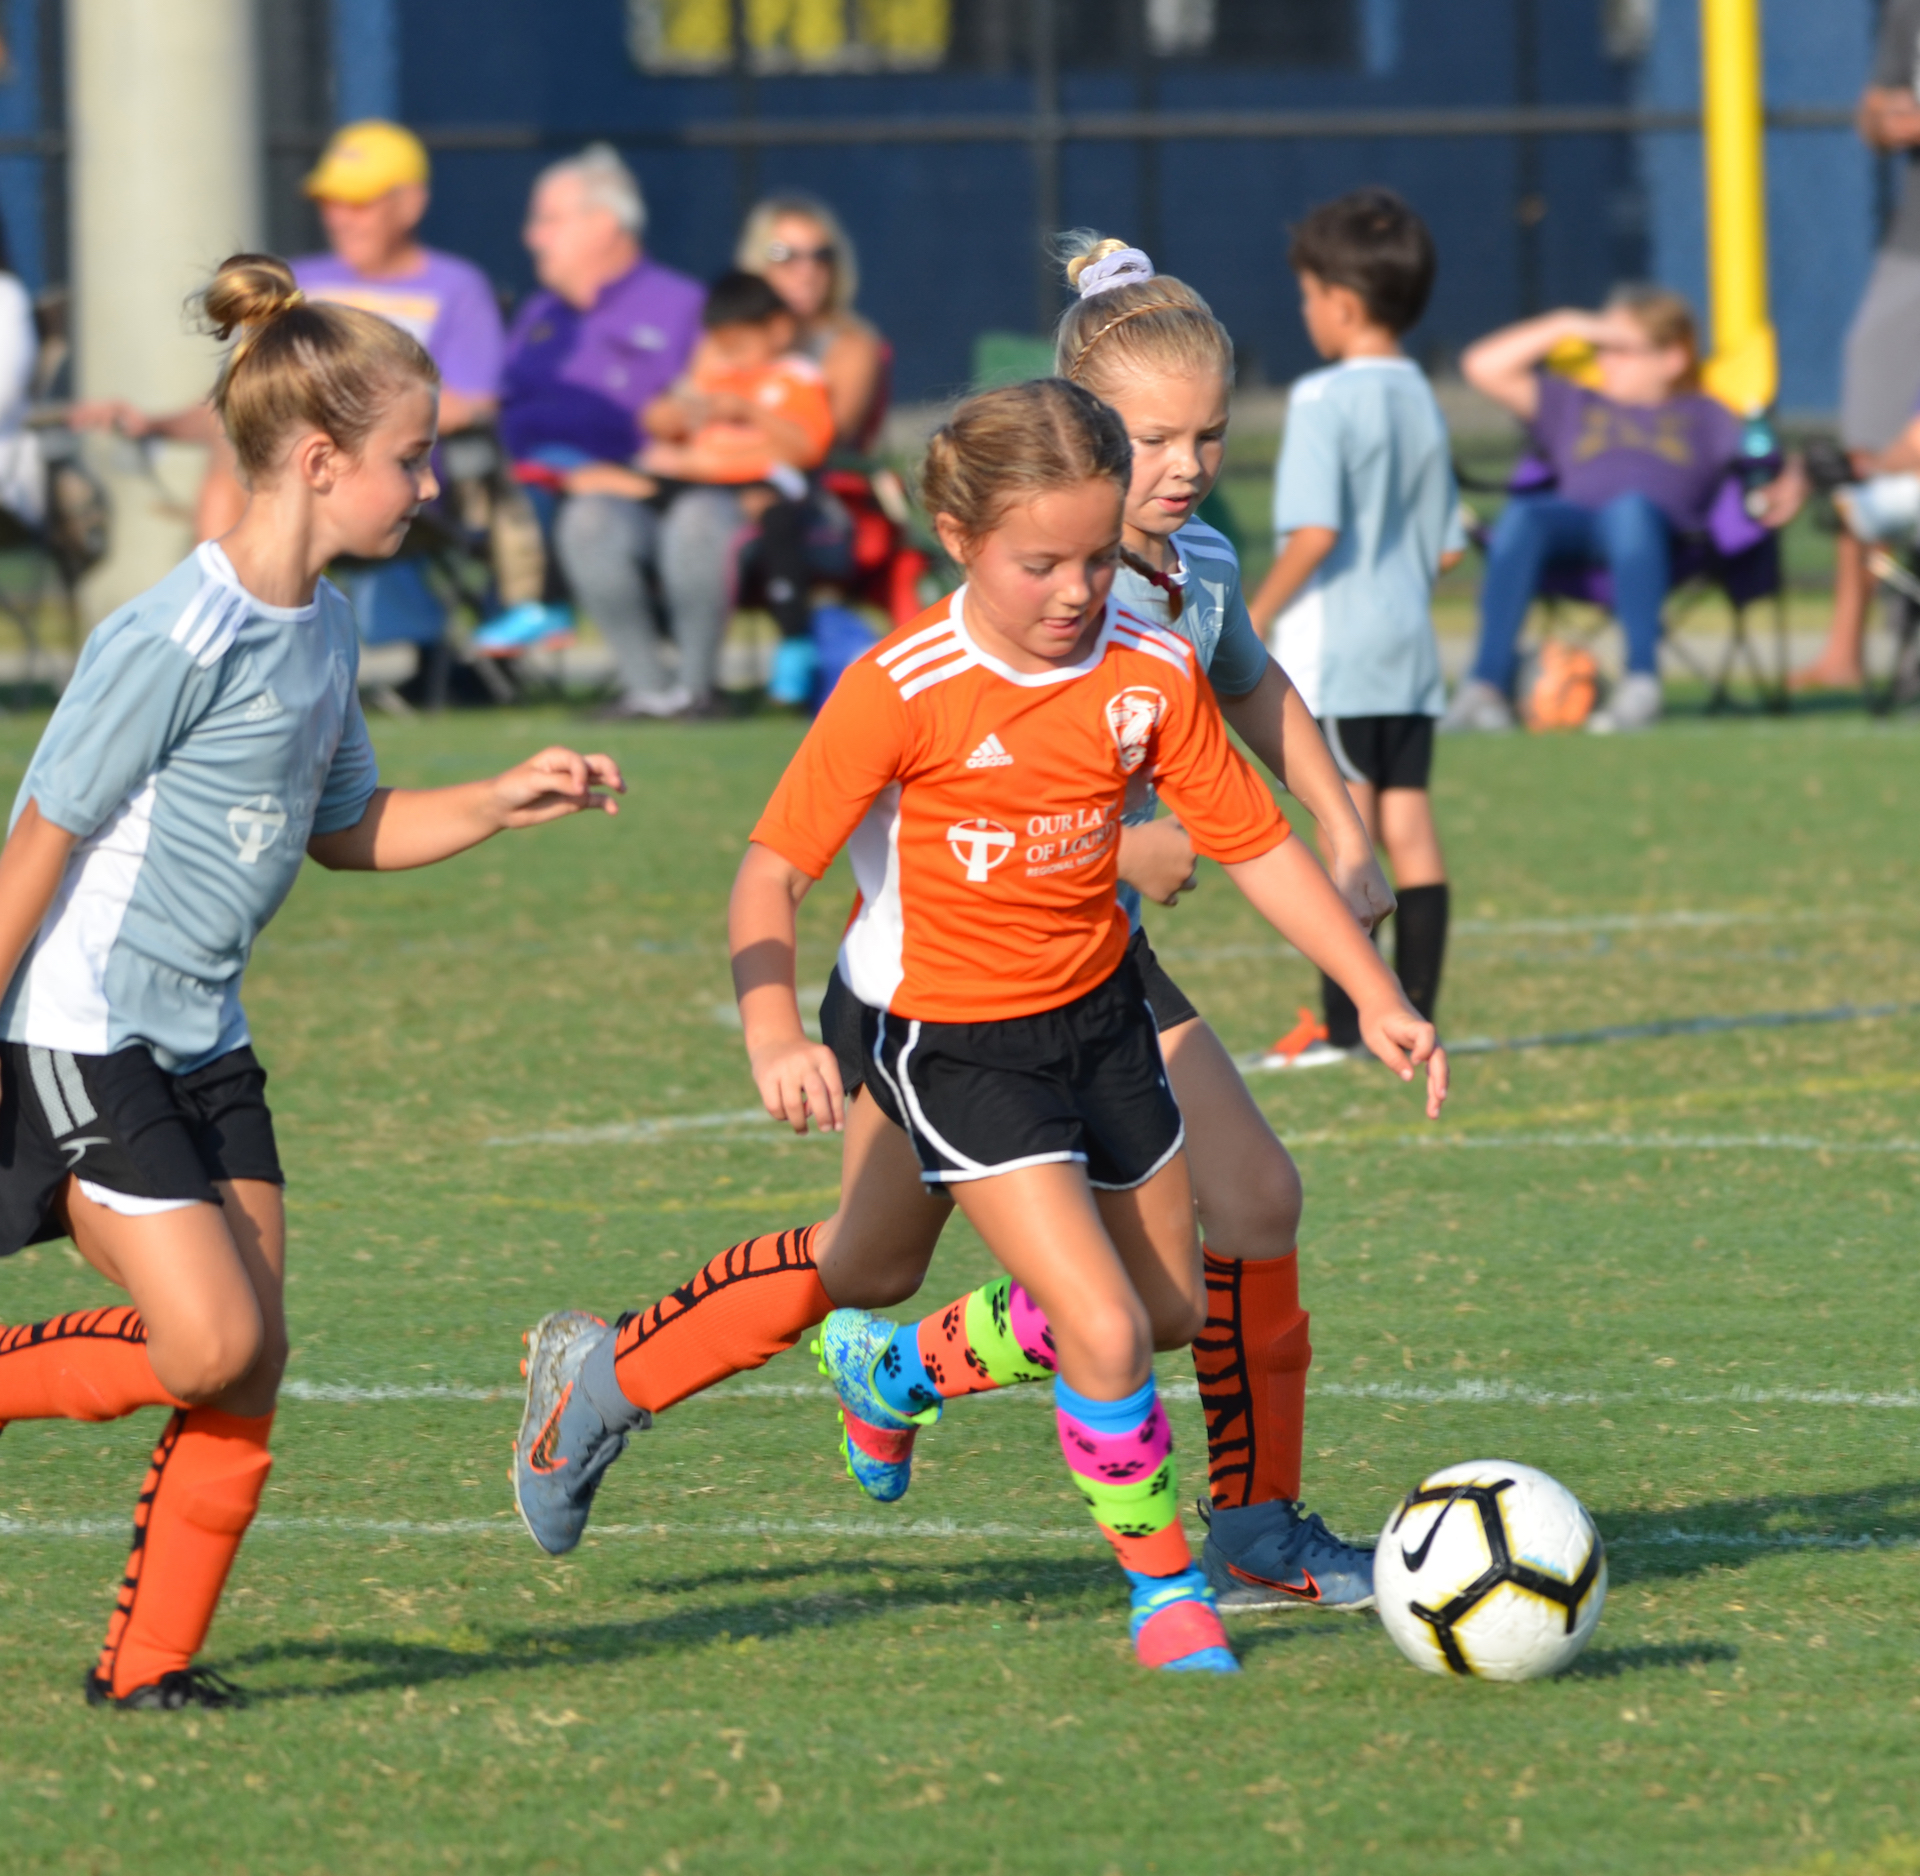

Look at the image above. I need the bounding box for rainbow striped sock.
[1054,1375,1236,1673]
[869,1276,1056,1419]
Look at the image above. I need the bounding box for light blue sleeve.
[1205,563,1272,698]
[22,623,221,838]
[1442,454,1468,557]
[313,685,379,835]
[1272,386,1345,537]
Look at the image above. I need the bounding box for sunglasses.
[765,241,835,266]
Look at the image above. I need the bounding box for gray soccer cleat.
[512,1311,647,1555]
[1199,1496,1377,1612]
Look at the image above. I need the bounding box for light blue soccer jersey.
[1270,356,1461,720]
[1113,516,1272,932]
[1,543,378,1072]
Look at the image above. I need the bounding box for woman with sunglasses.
[737,193,888,451]
[1444,286,1802,734]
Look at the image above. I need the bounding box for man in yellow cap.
[70,119,506,568]
[296,120,504,436]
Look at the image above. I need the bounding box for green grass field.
[2,702,1918,1875]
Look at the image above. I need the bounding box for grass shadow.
[1562,1640,1739,1679]
[1596,1478,1920,1584]
[224,1552,1126,1701]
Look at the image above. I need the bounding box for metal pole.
[1514,0,1545,315]
[1032,0,1060,332]
[729,0,758,225]
[1128,0,1160,261]
[1701,0,1775,412]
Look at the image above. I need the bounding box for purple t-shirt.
[1529,371,1743,533]
[499,257,705,464]
[293,248,506,397]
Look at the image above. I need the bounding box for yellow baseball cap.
[304,121,429,204]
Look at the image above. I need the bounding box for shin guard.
[611,1224,831,1416]
[0,1308,187,1423]
[1193,1250,1312,1509]
[97,1407,274,1697]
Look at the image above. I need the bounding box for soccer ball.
[1373,1460,1606,1681]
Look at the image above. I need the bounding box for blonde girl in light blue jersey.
[0,253,623,1711]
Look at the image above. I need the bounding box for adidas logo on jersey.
[242,687,283,723]
[964,732,1014,769]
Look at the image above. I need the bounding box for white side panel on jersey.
[1273,578,1328,719]
[19,777,159,1053]
[839,782,906,1012]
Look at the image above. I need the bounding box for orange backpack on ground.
[1522,640,1601,730]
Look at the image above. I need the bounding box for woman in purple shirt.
[1448,288,1800,733]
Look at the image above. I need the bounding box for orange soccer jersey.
[751,587,1289,1023]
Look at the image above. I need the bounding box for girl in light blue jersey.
[0,253,622,1710]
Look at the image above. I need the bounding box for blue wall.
[0,0,57,294]
[391,0,1679,400]
[1634,0,1877,415]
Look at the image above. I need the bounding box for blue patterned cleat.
[1199,1496,1376,1611]
[812,1309,939,1504]
[1129,1567,1240,1672]
[512,1311,647,1555]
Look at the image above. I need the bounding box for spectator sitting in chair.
[736,192,887,450]
[1444,288,1803,734]
[560,271,836,712]
[477,145,705,708]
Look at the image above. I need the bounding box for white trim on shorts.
[877,1013,1087,1188]
[1322,715,1368,787]
[1087,1116,1187,1193]
[74,1180,199,1217]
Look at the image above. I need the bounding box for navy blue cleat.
[512,1312,648,1555]
[1198,1496,1376,1612]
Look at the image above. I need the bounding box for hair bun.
[199,253,304,343]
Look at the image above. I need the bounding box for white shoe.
[1257,1038,1360,1071]
[1439,678,1515,733]
[1588,672,1662,733]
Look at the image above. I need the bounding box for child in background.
[513,381,1446,1674]
[1248,188,1460,1064]
[0,255,622,1710]
[565,271,836,706]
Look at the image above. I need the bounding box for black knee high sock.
[1320,970,1362,1050]
[754,498,813,640]
[1393,883,1450,1022]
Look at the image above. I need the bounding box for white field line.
[1360,1132,1920,1156]
[275,1377,1920,1411]
[0,1512,1910,1556]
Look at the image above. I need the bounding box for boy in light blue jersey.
[0,253,623,1712]
[1250,188,1462,1059]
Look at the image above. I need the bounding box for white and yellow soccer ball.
[1373,1460,1606,1681]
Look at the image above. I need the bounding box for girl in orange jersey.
[514,380,1443,1674]
[812,236,1398,1614]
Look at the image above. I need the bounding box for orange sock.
[611,1224,831,1415]
[1191,1250,1312,1509]
[0,1308,187,1422]
[96,1406,274,1697]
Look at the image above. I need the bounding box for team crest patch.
[1104,687,1166,775]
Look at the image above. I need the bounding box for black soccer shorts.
[0,1042,282,1257]
[845,950,1183,1195]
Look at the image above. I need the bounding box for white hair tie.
[1077,247,1156,298]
